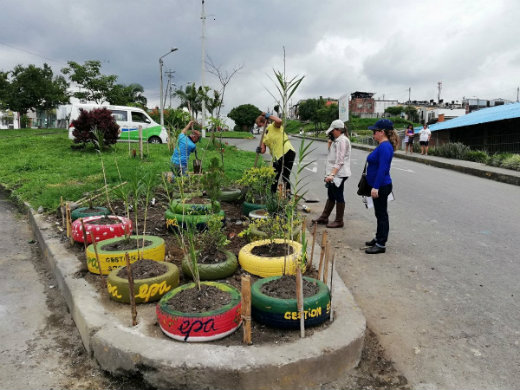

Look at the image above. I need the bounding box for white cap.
[326,119,345,135]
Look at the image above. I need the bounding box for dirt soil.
[116,259,167,279]
[251,242,294,257]
[48,190,409,389]
[165,283,232,313]
[261,274,319,299]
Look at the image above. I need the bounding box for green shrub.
[488,153,513,167]
[71,108,119,147]
[500,154,520,171]
[464,150,489,164]
[429,142,469,159]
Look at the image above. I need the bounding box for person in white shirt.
[419,124,431,155]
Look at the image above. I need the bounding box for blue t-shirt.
[171,133,196,167]
[366,141,393,189]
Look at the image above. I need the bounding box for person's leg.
[312,184,335,224]
[326,178,347,228]
[425,142,429,155]
[366,184,392,254]
[280,150,295,193]
[271,158,282,193]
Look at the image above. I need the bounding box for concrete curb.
[27,205,366,390]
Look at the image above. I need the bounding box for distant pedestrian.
[405,124,415,154]
[256,112,295,194]
[365,119,399,254]
[170,120,200,176]
[312,119,351,228]
[419,124,431,155]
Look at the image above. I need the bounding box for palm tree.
[175,83,200,119]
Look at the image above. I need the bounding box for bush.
[429,142,469,159]
[500,154,520,171]
[488,153,513,167]
[71,108,120,147]
[464,150,489,164]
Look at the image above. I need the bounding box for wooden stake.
[89,232,106,288]
[323,243,331,285]
[65,202,71,238]
[60,196,65,228]
[329,252,336,323]
[309,222,317,270]
[296,268,305,338]
[79,218,88,252]
[241,275,252,345]
[125,253,138,326]
[317,230,328,281]
[138,125,143,160]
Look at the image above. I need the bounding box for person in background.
[312,119,351,228]
[170,120,200,176]
[365,119,399,254]
[419,123,431,155]
[405,124,415,154]
[256,112,296,194]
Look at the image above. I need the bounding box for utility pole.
[408,87,411,103]
[437,81,442,103]
[200,0,207,138]
[165,70,175,108]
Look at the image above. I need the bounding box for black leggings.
[271,149,295,193]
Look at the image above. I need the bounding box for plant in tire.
[71,107,119,148]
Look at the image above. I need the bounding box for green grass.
[210,131,254,139]
[0,128,260,210]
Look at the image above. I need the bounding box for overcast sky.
[1,0,519,124]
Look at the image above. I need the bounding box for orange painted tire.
[156,282,242,342]
[71,215,132,244]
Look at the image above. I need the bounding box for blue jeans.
[327,177,347,203]
[170,163,188,177]
[373,183,392,247]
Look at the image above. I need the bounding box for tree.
[403,105,419,122]
[106,83,147,107]
[0,71,9,109]
[4,63,69,120]
[227,104,261,131]
[206,57,243,120]
[384,106,404,116]
[175,83,200,119]
[61,60,117,104]
[71,107,119,148]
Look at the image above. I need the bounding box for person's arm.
[325,138,346,182]
[181,120,194,134]
[370,147,392,197]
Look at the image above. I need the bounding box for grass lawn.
[210,131,254,139]
[0,128,260,211]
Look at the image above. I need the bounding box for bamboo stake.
[329,252,336,323]
[100,159,113,214]
[323,243,331,285]
[89,232,106,288]
[309,222,317,270]
[74,182,128,207]
[125,253,138,326]
[317,230,328,281]
[60,196,65,228]
[79,218,88,252]
[241,275,252,345]
[296,267,305,338]
[65,202,71,238]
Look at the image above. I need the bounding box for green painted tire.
[241,201,266,217]
[218,188,242,202]
[251,276,331,329]
[165,209,225,231]
[107,261,180,304]
[71,206,109,221]
[156,282,242,342]
[181,250,238,281]
[85,235,165,275]
[238,239,305,277]
[169,199,220,215]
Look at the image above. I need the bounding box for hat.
[368,119,394,131]
[326,119,345,135]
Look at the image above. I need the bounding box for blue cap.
[368,119,394,131]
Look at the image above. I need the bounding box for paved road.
[228,135,520,390]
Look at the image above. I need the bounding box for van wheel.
[148,136,162,144]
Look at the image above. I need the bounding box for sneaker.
[365,239,376,246]
[365,245,386,254]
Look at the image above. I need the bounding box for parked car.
[67,104,168,144]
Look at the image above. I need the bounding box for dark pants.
[271,149,295,193]
[373,183,393,247]
[327,177,347,203]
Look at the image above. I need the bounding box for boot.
[326,202,345,228]
[312,199,335,225]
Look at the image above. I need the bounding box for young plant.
[237,166,275,204]
[201,157,224,212]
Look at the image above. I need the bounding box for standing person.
[365,119,399,254]
[256,112,296,194]
[419,123,431,155]
[170,120,200,176]
[312,119,351,228]
[405,124,415,154]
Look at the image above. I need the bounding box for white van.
[67,104,168,144]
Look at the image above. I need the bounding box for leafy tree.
[175,83,200,119]
[149,107,190,129]
[4,63,69,121]
[61,60,117,104]
[227,104,261,131]
[403,105,419,122]
[106,83,147,107]
[384,106,403,116]
[71,107,120,148]
[0,71,9,109]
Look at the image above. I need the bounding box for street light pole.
[159,48,178,128]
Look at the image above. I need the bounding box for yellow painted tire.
[85,235,165,275]
[238,239,305,277]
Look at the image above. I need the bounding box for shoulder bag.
[357,161,372,196]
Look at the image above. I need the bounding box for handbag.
[357,161,372,196]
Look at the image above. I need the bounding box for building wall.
[349,97,375,118]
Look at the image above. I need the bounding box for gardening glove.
[256,146,262,154]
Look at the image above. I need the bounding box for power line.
[0,41,66,66]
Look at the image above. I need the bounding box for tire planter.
[169,199,221,215]
[107,261,180,304]
[247,223,301,243]
[71,215,132,244]
[156,282,242,342]
[241,201,266,217]
[248,209,268,220]
[165,209,225,231]
[181,250,238,281]
[238,239,305,277]
[85,235,165,275]
[218,188,242,202]
[70,206,109,221]
[251,276,331,329]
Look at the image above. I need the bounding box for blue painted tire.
[241,201,266,217]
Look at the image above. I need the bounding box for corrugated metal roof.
[414,102,520,133]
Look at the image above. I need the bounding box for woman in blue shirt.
[170,120,200,176]
[365,119,399,254]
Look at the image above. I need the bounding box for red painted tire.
[156,282,242,342]
[71,215,132,244]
